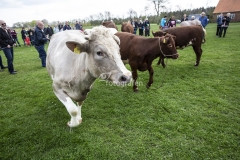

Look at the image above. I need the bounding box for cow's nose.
[119,75,127,82]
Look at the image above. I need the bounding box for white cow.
[180,19,206,36]
[46,26,132,127]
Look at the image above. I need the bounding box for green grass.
[0,23,240,160]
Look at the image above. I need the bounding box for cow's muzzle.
[164,53,179,59]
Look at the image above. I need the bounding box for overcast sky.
[1,0,219,26]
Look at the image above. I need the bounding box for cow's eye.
[97,51,103,56]
[168,44,173,47]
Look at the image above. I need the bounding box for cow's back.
[164,26,204,46]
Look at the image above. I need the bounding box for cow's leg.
[157,57,166,68]
[52,83,82,127]
[146,63,154,88]
[192,45,202,66]
[129,63,139,92]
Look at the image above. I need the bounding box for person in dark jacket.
[21,27,27,46]
[216,13,223,36]
[0,20,17,74]
[63,21,71,31]
[27,28,35,45]
[219,13,231,38]
[133,19,138,35]
[34,21,49,67]
[181,14,188,22]
[11,29,21,47]
[138,20,144,36]
[46,25,54,39]
[144,18,150,37]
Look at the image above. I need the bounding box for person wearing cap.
[0,20,17,74]
[199,12,208,28]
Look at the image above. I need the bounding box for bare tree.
[148,0,168,17]
[127,8,138,19]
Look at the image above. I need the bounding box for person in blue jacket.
[216,13,223,36]
[199,12,208,28]
[160,16,167,30]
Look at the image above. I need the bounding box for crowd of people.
[130,18,151,36]
[0,20,84,74]
[159,12,231,37]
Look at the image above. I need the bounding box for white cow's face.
[66,26,131,85]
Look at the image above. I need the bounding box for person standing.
[216,13,223,36]
[0,20,17,74]
[11,29,21,47]
[168,16,177,28]
[53,25,59,34]
[27,28,35,45]
[181,14,188,22]
[160,16,167,30]
[133,19,138,35]
[219,13,231,38]
[75,21,81,30]
[21,27,27,46]
[199,12,208,28]
[34,21,49,67]
[63,21,71,31]
[144,18,150,37]
[46,25,54,39]
[138,20,144,36]
[0,55,7,72]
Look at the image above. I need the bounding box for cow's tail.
[202,38,206,44]
[202,27,206,44]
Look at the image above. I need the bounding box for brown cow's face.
[159,34,179,59]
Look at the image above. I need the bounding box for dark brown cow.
[115,32,179,92]
[152,25,205,67]
[102,21,118,31]
[121,22,134,33]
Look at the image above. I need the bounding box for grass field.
[0,23,240,160]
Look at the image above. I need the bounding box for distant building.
[213,0,240,22]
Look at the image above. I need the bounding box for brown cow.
[102,21,118,31]
[152,25,205,67]
[121,22,134,33]
[115,32,179,92]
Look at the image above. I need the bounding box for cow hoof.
[67,118,82,128]
[146,84,151,89]
[134,88,139,92]
[194,63,199,66]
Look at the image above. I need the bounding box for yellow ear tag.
[163,38,166,43]
[74,47,81,54]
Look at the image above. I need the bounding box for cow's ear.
[161,37,169,44]
[66,41,76,52]
[172,35,176,40]
[66,41,89,54]
[163,32,167,36]
[113,35,120,45]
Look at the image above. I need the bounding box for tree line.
[11,6,215,28]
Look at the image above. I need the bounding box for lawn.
[0,23,240,160]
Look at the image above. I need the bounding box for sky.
[1,0,219,26]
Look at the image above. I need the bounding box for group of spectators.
[130,18,151,36]
[0,20,84,74]
[159,12,231,38]
[159,12,209,29]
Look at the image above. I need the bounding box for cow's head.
[66,26,131,85]
[157,33,179,59]
[152,30,166,37]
